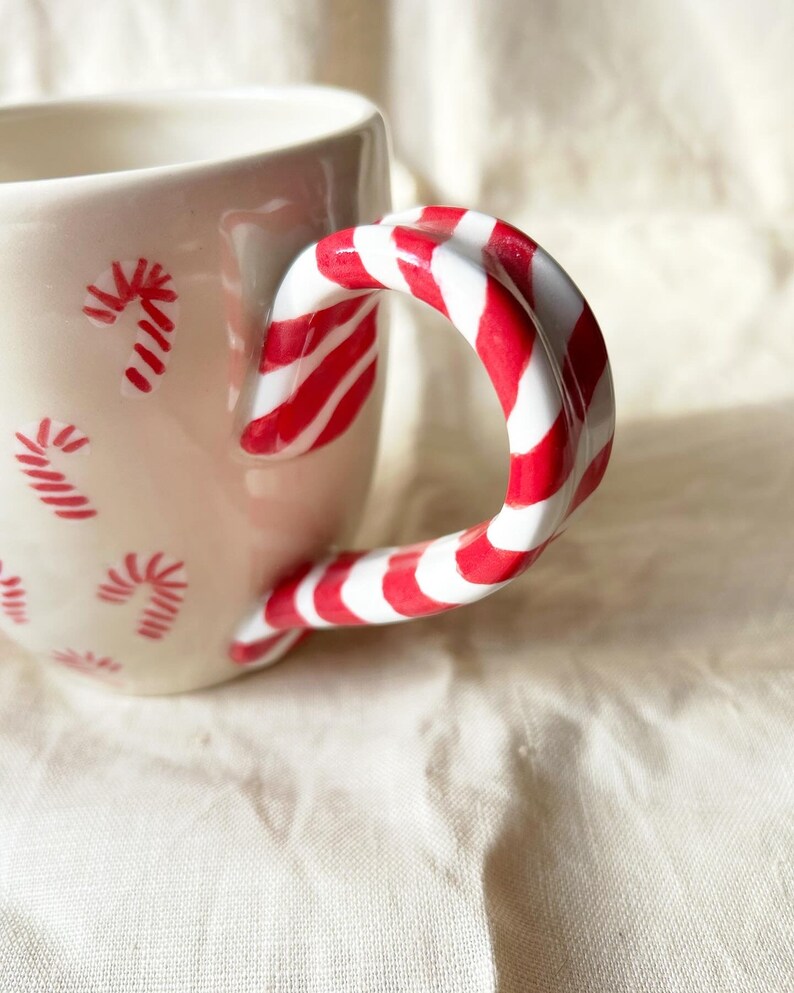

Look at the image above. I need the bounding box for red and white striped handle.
[231,207,614,665]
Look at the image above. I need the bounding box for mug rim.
[0,85,383,193]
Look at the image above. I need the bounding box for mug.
[0,87,614,695]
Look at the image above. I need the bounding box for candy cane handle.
[231,207,615,664]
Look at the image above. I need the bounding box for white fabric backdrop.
[0,1,792,990]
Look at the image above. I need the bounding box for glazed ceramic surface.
[0,88,614,695]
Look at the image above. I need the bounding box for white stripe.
[431,246,488,347]
[232,605,278,645]
[258,630,303,667]
[340,549,407,624]
[582,365,615,452]
[236,629,304,669]
[250,297,378,420]
[353,226,412,294]
[444,210,497,266]
[261,338,378,460]
[381,206,425,227]
[414,532,505,606]
[486,488,569,553]
[506,346,563,454]
[531,247,584,355]
[270,246,369,322]
[294,563,333,629]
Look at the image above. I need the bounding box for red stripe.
[56,509,97,520]
[506,411,573,507]
[382,543,455,617]
[37,418,51,447]
[125,367,152,393]
[15,433,44,455]
[140,617,169,629]
[52,424,76,447]
[99,581,131,595]
[141,609,176,624]
[261,296,371,370]
[60,436,89,454]
[139,297,174,332]
[561,303,608,420]
[16,454,49,466]
[393,226,448,318]
[125,554,142,583]
[82,306,116,324]
[312,552,368,624]
[32,483,73,493]
[455,525,548,585]
[152,587,182,603]
[129,258,147,295]
[416,206,467,237]
[41,495,89,507]
[315,229,384,290]
[138,320,172,352]
[475,277,536,418]
[263,561,314,629]
[112,261,132,303]
[2,588,24,599]
[310,361,377,451]
[99,583,128,595]
[567,437,613,517]
[108,569,134,589]
[154,561,185,582]
[144,553,164,581]
[25,470,65,481]
[485,220,537,309]
[150,596,179,614]
[86,284,124,311]
[0,577,20,587]
[134,342,166,374]
[145,263,164,286]
[142,287,177,303]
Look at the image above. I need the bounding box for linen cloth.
[0,1,792,990]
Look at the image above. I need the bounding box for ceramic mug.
[0,87,614,695]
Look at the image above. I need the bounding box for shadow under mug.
[0,86,614,694]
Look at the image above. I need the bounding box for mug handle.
[230,206,614,664]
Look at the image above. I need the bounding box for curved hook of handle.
[230,206,615,666]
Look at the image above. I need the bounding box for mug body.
[0,88,390,694]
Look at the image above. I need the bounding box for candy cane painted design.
[14,418,97,521]
[231,206,614,663]
[52,649,122,679]
[82,258,178,396]
[97,552,187,640]
[0,561,27,624]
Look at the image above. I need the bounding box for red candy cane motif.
[14,418,97,521]
[231,206,614,663]
[97,552,187,640]
[0,561,27,624]
[52,649,122,679]
[82,259,178,396]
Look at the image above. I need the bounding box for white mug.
[0,87,614,694]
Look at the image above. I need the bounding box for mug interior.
[0,88,378,184]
